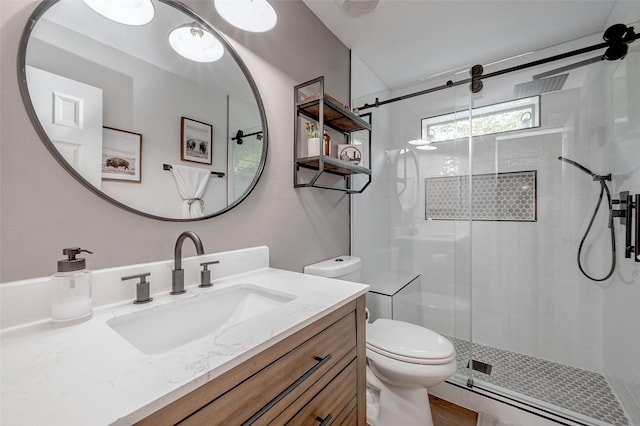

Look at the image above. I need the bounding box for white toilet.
[304,256,457,426]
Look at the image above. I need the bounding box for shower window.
[421,95,540,142]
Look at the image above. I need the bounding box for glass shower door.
[353,68,477,387]
[460,39,636,425]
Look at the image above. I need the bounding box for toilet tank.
[303,256,362,282]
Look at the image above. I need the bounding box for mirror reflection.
[21,0,266,220]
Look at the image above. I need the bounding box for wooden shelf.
[297,96,372,133]
[296,156,372,177]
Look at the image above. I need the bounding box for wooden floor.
[366,395,478,426]
[429,394,478,426]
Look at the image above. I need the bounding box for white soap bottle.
[51,248,94,325]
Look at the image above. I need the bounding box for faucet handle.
[199,261,219,288]
[121,272,153,304]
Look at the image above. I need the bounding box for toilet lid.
[367,319,455,365]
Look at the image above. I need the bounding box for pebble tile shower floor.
[445,336,629,426]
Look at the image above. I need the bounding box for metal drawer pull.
[315,414,332,425]
[241,354,333,425]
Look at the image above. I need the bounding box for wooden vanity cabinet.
[136,295,366,426]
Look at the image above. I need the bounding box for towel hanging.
[169,164,211,219]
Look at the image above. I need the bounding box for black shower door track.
[353,24,639,112]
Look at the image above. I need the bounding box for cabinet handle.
[315,414,332,425]
[241,354,333,425]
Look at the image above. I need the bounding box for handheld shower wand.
[558,156,616,281]
[558,156,612,182]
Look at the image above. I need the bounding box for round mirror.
[18,0,267,221]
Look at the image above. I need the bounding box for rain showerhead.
[514,24,637,99]
[514,73,568,98]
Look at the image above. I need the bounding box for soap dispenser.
[51,248,93,324]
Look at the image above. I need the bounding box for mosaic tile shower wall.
[425,170,537,221]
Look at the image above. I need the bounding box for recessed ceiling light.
[81,0,155,26]
[335,0,385,17]
[214,0,277,33]
[169,23,224,63]
[408,139,430,145]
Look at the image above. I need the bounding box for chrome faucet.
[171,231,205,295]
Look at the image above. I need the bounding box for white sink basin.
[107,284,297,355]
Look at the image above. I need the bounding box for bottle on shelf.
[323,129,331,156]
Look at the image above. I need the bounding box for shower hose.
[558,156,616,281]
[577,176,617,282]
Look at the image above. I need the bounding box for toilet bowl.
[365,319,456,426]
[304,256,457,426]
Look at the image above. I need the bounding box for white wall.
[0,0,351,282]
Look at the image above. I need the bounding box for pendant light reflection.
[409,128,436,150]
[416,144,437,151]
[214,0,277,32]
[169,23,224,63]
[81,0,155,26]
[407,139,437,150]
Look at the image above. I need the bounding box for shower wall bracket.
[617,191,640,262]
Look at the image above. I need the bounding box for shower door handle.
[622,191,639,262]
[633,194,639,262]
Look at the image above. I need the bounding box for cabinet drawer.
[179,311,356,425]
[260,348,355,426]
[284,360,357,425]
[331,397,357,426]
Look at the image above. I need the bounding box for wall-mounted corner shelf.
[294,76,372,194]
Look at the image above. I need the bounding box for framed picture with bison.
[181,116,213,165]
[101,127,142,183]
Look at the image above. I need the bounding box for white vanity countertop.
[0,267,368,425]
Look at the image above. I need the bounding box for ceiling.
[302,0,639,90]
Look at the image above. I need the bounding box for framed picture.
[337,144,363,166]
[101,126,142,182]
[181,117,213,165]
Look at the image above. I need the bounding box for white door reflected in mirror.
[26,66,103,189]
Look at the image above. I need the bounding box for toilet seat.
[367,319,455,365]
